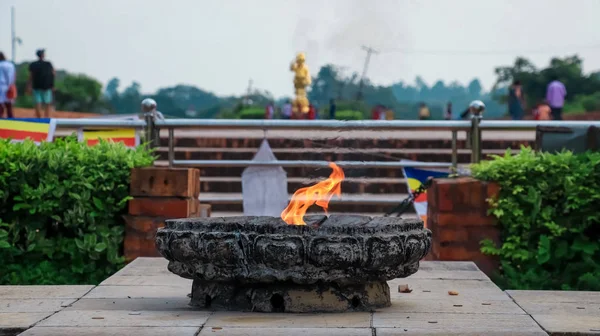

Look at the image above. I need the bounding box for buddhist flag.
[0,118,57,144]
[402,166,448,223]
[80,129,139,147]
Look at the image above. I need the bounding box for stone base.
[190,280,391,313]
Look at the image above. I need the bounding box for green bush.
[472,147,600,290]
[238,108,265,119]
[0,137,154,285]
[335,110,363,120]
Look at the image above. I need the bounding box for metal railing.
[52,117,600,171]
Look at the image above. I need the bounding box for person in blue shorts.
[27,49,55,118]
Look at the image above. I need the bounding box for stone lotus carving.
[156,215,431,312]
[156,215,432,286]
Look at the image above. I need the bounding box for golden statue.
[290,52,311,114]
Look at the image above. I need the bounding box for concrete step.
[195,176,411,194]
[159,134,534,151]
[156,160,450,178]
[155,147,515,165]
[199,192,413,213]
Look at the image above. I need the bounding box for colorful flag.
[0,118,57,144]
[402,166,449,223]
[80,129,139,147]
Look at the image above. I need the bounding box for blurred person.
[307,104,315,120]
[0,52,16,118]
[379,105,387,120]
[508,80,525,120]
[546,75,567,120]
[282,100,292,119]
[329,99,336,120]
[533,101,552,120]
[385,107,394,120]
[418,102,430,120]
[371,104,384,120]
[27,49,55,118]
[444,102,452,120]
[265,102,274,119]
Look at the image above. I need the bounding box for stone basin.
[155,215,431,313]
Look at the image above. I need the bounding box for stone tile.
[508,290,600,335]
[100,275,191,287]
[205,312,371,328]
[37,310,210,327]
[0,286,94,299]
[65,298,192,312]
[507,290,600,304]
[377,328,548,335]
[18,326,200,336]
[388,279,510,301]
[419,261,481,272]
[83,285,189,300]
[0,312,52,328]
[113,258,170,277]
[407,270,490,280]
[198,327,372,336]
[372,312,546,334]
[0,299,75,313]
[379,298,525,314]
[514,301,600,316]
[530,314,600,335]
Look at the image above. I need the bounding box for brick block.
[130,167,200,198]
[123,216,165,262]
[435,226,499,251]
[128,198,199,218]
[433,212,496,227]
[432,179,455,212]
[486,181,501,201]
[452,177,485,211]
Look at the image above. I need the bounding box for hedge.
[239,108,264,119]
[0,137,154,285]
[472,147,600,290]
[334,110,363,120]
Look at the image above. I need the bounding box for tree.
[493,55,600,112]
[468,79,482,97]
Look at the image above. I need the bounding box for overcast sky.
[1,0,599,97]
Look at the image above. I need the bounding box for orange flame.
[281,162,345,225]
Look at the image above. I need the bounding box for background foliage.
[0,137,154,285]
[493,55,600,114]
[472,148,600,290]
[12,55,599,119]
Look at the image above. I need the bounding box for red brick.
[123,216,166,261]
[436,245,477,260]
[130,167,200,198]
[437,227,469,244]
[129,198,199,218]
[485,181,501,201]
[433,179,455,212]
[434,212,496,227]
[433,226,499,251]
[450,178,484,211]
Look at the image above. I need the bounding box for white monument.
[242,140,288,216]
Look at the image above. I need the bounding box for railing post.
[451,130,458,172]
[471,115,482,163]
[168,128,175,168]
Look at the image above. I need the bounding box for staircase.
[154,128,535,217]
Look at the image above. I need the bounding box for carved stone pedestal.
[156,215,431,312]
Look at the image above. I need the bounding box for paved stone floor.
[1,258,598,335]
